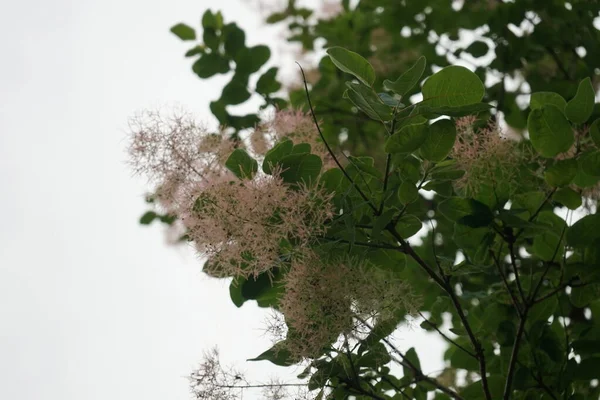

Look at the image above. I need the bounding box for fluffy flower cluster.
[452,116,527,196]
[181,173,334,278]
[277,253,418,359]
[128,109,334,278]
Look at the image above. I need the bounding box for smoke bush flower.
[128,109,335,278]
[452,116,529,196]
[278,253,419,359]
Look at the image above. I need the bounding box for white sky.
[0,1,444,399]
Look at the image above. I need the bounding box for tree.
[130,1,600,399]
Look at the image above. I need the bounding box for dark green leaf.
[139,211,157,225]
[279,153,322,184]
[221,77,251,105]
[565,77,595,124]
[383,56,426,97]
[420,119,456,162]
[544,158,578,187]
[223,23,245,59]
[527,105,574,158]
[291,143,311,154]
[225,149,258,179]
[403,348,421,377]
[385,122,428,153]
[567,213,600,247]
[398,180,419,204]
[396,215,422,238]
[192,53,230,78]
[263,140,293,174]
[553,187,581,210]
[581,150,600,176]
[327,46,376,86]
[235,45,270,74]
[256,67,281,95]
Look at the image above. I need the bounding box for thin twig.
[418,311,476,358]
[297,62,378,214]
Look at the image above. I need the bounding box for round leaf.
[421,66,485,107]
[385,123,428,154]
[544,158,578,187]
[527,105,574,158]
[420,119,456,162]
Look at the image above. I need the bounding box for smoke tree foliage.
[129,1,600,399]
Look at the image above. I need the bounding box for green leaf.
[223,23,245,59]
[398,180,419,204]
[581,150,600,176]
[396,215,422,238]
[565,77,595,124]
[371,209,395,242]
[531,211,566,261]
[414,103,492,117]
[403,348,421,377]
[263,140,293,174]
[421,66,485,107]
[567,213,600,247]
[235,45,270,74]
[385,122,428,153]
[221,77,251,105]
[192,53,230,78]
[345,83,392,121]
[378,92,403,106]
[527,105,574,158]
[438,197,474,221]
[326,46,376,86]
[530,92,567,112]
[553,187,581,210]
[464,40,489,58]
[202,27,219,51]
[256,67,281,95]
[184,45,204,57]
[319,168,345,193]
[590,119,600,147]
[420,119,457,162]
[291,143,311,154]
[201,10,220,29]
[139,211,157,225]
[383,56,426,97]
[248,342,298,366]
[170,23,196,40]
[574,153,600,187]
[225,149,258,179]
[279,153,322,184]
[544,158,578,187]
[229,278,245,307]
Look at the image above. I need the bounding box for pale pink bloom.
[278,253,418,359]
[452,116,525,196]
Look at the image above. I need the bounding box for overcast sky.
[0,1,444,399]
